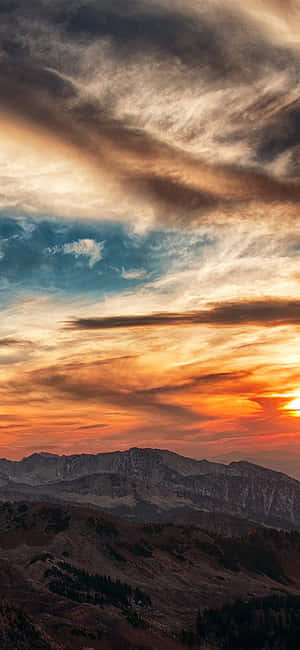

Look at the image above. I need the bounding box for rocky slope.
[0,501,300,648]
[0,448,300,533]
[0,448,224,485]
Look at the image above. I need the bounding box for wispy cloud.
[121,268,148,280]
[0,338,31,347]
[48,238,104,267]
[76,423,108,430]
[1,1,300,227]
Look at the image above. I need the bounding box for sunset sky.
[2,0,300,476]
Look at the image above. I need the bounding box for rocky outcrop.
[0,448,299,531]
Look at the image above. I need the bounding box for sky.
[2,0,300,476]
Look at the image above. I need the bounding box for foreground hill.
[1,501,300,648]
[0,448,300,534]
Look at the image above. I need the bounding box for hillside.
[0,501,300,648]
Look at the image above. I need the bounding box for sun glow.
[283,397,300,416]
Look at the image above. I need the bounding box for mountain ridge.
[0,447,299,535]
[0,446,296,482]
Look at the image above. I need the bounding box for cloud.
[121,268,148,280]
[47,238,104,267]
[66,299,300,330]
[6,362,200,424]
[76,423,108,430]
[0,338,31,347]
[3,70,300,224]
[236,0,300,49]
[4,360,249,434]
[1,0,300,227]
[62,239,104,267]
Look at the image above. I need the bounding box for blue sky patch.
[0,216,214,300]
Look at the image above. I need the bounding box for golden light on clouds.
[1,0,300,476]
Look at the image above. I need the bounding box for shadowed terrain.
[1,501,300,647]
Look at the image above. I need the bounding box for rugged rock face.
[0,448,299,532]
[0,448,224,485]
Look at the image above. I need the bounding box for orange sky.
[1,0,300,477]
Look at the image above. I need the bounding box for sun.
[283,397,300,416]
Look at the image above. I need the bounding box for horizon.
[1,1,300,473]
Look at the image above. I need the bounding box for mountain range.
[1,449,300,647]
[0,447,299,535]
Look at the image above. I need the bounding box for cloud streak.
[66,299,300,330]
[0,338,31,347]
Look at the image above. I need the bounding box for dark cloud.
[36,369,200,422]
[76,424,108,430]
[149,371,251,395]
[1,1,300,220]
[62,1,230,73]
[66,299,300,330]
[0,338,31,347]
[2,55,300,217]
[3,0,290,77]
[59,0,293,87]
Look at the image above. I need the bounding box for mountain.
[0,448,224,485]
[0,448,300,534]
[210,451,300,482]
[0,500,300,648]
